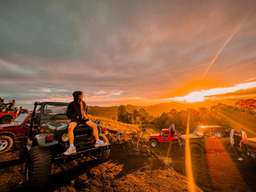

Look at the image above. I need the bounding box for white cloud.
[95,90,107,95]
[0,58,38,76]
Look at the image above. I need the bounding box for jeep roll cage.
[28,102,69,140]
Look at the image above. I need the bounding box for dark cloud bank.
[0,0,256,105]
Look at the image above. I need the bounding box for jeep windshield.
[43,105,67,115]
[38,103,69,122]
[11,112,29,125]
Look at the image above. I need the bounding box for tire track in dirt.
[205,137,248,192]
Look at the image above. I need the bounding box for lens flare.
[185,111,196,192]
[202,26,241,79]
[202,15,248,79]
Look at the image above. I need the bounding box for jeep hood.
[180,133,203,140]
[150,133,161,137]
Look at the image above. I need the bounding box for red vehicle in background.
[0,111,31,153]
[149,128,179,147]
[0,111,19,124]
[149,125,205,157]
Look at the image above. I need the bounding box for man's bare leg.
[64,122,77,155]
[86,120,99,141]
[68,122,77,145]
[86,120,107,147]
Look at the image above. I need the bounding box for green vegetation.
[89,99,256,136]
[213,101,256,137]
[88,106,118,120]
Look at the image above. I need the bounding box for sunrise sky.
[0,0,256,106]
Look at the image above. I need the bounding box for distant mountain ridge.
[89,94,256,119]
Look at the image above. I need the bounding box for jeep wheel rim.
[0,140,8,151]
[151,141,157,147]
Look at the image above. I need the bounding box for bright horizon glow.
[18,81,256,106]
[168,81,256,103]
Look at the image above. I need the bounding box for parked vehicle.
[149,127,205,155]
[24,102,111,190]
[149,128,179,147]
[230,129,256,161]
[149,124,227,155]
[0,111,31,153]
[194,125,229,138]
[0,111,18,124]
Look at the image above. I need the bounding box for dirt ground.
[205,137,248,192]
[1,133,256,192]
[222,138,256,192]
[153,136,256,192]
[170,137,256,192]
[0,133,201,192]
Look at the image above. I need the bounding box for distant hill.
[89,101,220,118]
[214,104,256,137]
[144,102,189,116]
[89,106,118,120]
[89,87,256,119]
[146,87,256,116]
[144,100,238,116]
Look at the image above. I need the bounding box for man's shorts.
[80,118,90,124]
[71,118,90,125]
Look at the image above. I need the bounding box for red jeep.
[149,127,206,158]
[149,128,179,147]
[0,111,18,124]
[0,111,31,153]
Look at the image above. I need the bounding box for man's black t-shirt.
[66,101,87,122]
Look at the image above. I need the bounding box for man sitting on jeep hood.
[64,91,107,155]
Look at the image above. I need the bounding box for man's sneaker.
[95,139,108,148]
[64,146,76,155]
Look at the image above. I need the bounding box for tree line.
[117,104,236,133]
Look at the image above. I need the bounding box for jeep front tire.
[25,146,51,190]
